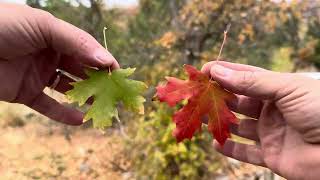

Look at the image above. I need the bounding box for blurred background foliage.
[1,0,320,179]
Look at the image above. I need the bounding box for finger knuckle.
[76,33,90,52]
[238,71,256,93]
[34,8,55,24]
[32,9,56,43]
[277,73,313,97]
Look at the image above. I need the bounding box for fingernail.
[212,65,233,78]
[94,49,112,64]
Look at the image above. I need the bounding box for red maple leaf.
[156,65,238,146]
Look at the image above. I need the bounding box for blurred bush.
[127,104,222,179]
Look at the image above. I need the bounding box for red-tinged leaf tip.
[155,65,237,146]
[208,108,237,145]
[172,101,203,142]
[184,64,209,81]
[155,75,195,107]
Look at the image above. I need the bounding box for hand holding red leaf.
[156,65,237,146]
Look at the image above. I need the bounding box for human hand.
[0,3,119,125]
[202,61,320,180]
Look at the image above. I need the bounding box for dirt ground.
[0,122,129,180]
[0,92,131,180]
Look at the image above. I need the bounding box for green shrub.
[128,104,223,180]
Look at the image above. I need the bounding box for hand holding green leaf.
[66,27,146,129]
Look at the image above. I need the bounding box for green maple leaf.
[66,68,147,129]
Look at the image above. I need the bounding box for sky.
[0,0,138,8]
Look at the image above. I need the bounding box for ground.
[0,98,282,180]
[0,122,129,180]
[0,93,130,180]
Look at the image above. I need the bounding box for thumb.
[210,64,290,99]
[42,14,119,69]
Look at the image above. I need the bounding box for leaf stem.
[108,67,111,75]
[103,27,112,75]
[216,24,231,61]
[103,27,108,50]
